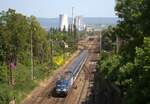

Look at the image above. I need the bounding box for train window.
[64,72,72,80]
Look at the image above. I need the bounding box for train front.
[54,72,73,96]
[55,80,69,96]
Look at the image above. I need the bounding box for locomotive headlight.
[56,89,61,92]
[63,88,67,91]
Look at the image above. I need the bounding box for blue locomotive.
[54,50,88,96]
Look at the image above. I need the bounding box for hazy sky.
[0,0,116,18]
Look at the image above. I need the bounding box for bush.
[0,64,7,83]
[0,84,13,104]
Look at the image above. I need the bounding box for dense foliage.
[0,9,81,103]
[97,0,150,104]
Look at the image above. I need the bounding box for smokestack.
[72,7,74,25]
[59,14,68,31]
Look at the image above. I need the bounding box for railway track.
[76,58,95,104]
[22,35,99,104]
[62,36,98,104]
[74,36,99,104]
[21,50,81,104]
[62,52,89,104]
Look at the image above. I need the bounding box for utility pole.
[63,44,65,64]
[31,29,34,80]
[72,7,77,50]
[50,40,53,70]
[72,7,74,26]
[99,31,102,54]
[116,35,119,54]
[50,31,53,70]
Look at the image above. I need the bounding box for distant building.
[74,16,85,31]
[85,25,94,32]
[59,14,68,31]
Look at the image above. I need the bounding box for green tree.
[124,37,150,104]
[97,0,150,103]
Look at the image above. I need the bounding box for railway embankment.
[21,50,80,104]
[94,64,121,104]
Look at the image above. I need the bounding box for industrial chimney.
[59,14,68,31]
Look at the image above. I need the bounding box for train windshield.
[56,80,68,88]
[64,71,72,80]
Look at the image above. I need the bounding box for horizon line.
[37,16,118,19]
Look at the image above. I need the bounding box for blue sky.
[0,0,116,18]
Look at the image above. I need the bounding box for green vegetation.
[97,0,150,104]
[0,9,84,104]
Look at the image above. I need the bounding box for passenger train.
[53,50,88,96]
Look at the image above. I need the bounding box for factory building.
[59,14,69,31]
[74,16,85,31]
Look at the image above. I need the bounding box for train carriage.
[54,50,88,96]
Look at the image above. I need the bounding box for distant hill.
[84,17,119,25]
[37,17,119,30]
